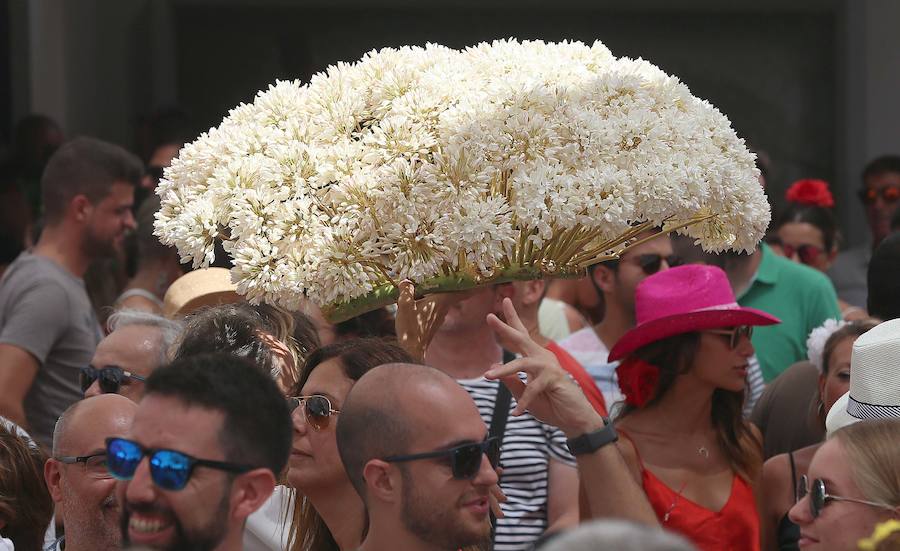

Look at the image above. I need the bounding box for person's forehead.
[301,358,353,404]
[99,181,135,203]
[129,394,226,458]
[92,325,162,371]
[68,398,137,454]
[866,171,900,188]
[622,232,672,258]
[403,383,487,449]
[777,222,824,244]
[807,438,851,487]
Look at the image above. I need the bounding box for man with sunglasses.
[111,352,291,551]
[83,309,182,402]
[560,230,677,405]
[829,155,900,309]
[44,394,138,551]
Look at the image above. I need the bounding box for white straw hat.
[163,268,241,318]
[826,318,900,434]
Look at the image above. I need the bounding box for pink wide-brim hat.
[607,264,780,362]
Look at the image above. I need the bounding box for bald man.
[338,299,658,551]
[44,394,138,551]
[337,363,500,551]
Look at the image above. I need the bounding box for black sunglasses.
[610,253,683,275]
[80,365,146,394]
[106,437,254,491]
[287,395,341,431]
[798,475,893,518]
[384,436,501,480]
[706,325,753,349]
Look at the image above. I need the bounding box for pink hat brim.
[607,306,780,362]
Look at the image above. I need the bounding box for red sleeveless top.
[620,431,760,551]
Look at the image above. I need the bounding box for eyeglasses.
[287,395,341,431]
[780,243,824,266]
[79,366,146,394]
[612,254,683,276]
[705,325,753,349]
[858,185,900,205]
[384,436,501,480]
[105,437,254,491]
[56,452,110,476]
[798,475,894,518]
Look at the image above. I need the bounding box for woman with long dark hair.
[601,264,779,551]
[286,338,414,551]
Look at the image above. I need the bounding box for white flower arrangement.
[806,318,847,373]
[155,39,770,321]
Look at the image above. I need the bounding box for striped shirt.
[457,377,576,551]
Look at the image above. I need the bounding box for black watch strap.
[565,418,618,455]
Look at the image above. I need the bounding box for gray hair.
[541,520,697,551]
[107,309,183,365]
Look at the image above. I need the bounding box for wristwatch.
[565,418,618,455]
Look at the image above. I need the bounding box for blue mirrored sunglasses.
[105,437,254,491]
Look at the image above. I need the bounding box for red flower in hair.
[786,179,834,208]
[616,357,660,408]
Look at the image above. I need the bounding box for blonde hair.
[833,419,900,507]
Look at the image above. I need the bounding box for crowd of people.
[0,112,899,551]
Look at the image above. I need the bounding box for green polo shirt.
[738,244,841,383]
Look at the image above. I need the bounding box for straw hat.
[608,264,780,361]
[163,268,241,318]
[826,318,900,434]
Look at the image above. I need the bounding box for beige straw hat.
[163,268,241,318]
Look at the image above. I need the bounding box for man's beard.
[61,493,122,550]
[399,467,491,551]
[81,224,121,260]
[120,488,231,551]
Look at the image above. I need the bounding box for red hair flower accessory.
[616,357,660,408]
[786,179,834,208]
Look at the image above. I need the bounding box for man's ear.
[591,265,616,294]
[363,459,399,505]
[44,458,64,504]
[519,280,546,307]
[230,468,276,521]
[70,195,93,223]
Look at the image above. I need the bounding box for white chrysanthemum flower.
[156,39,770,320]
[807,319,848,373]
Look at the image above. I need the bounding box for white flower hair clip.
[806,318,847,373]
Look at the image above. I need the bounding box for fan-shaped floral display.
[155,39,769,321]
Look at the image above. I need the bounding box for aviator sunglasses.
[705,325,753,349]
[780,243,824,266]
[858,185,900,205]
[798,475,894,518]
[384,436,501,480]
[79,365,146,394]
[287,395,341,431]
[105,437,254,491]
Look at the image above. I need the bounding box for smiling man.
[111,352,291,551]
[44,393,138,551]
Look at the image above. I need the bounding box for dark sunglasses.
[706,325,753,349]
[105,437,254,491]
[798,475,893,518]
[80,365,146,394]
[780,243,824,266]
[611,253,683,275]
[858,185,900,205]
[384,436,501,480]
[287,395,341,431]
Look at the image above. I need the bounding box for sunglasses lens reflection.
[107,438,143,481]
[151,450,193,490]
[305,396,332,430]
[79,368,96,392]
[452,443,484,479]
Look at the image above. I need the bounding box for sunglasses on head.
[105,437,254,491]
[705,325,753,349]
[80,365,146,394]
[287,395,341,431]
[858,185,900,205]
[384,436,501,480]
[798,475,893,518]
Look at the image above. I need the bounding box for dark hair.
[862,155,900,184]
[616,333,761,481]
[773,202,839,252]
[288,339,413,551]
[41,137,143,224]
[145,352,292,475]
[868,232,900,320]
[176,302,312,387]
[821,319,879,376]
[0,424,53,551]
[333,308,396,340]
